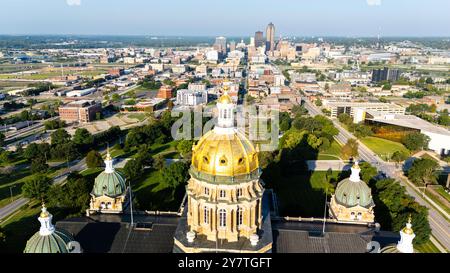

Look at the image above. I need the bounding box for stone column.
[258,199,262,228]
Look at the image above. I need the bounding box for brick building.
[157,85,173,99]
[58,100,102,123]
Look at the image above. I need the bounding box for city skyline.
[1,0,450,37]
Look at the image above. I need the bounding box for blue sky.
[1,0,449,36]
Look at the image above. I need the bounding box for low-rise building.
[157,85,173,99]
[58,100,102,123]
[323,100,405,118]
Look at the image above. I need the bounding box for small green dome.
[24,229,75,253]
[92,171,126,197]
[335,178,373,208]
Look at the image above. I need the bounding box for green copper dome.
[24,228,75,253]
[334,163,373,208]
[92,171,126,197]
[335,178,373,208]
[92,153,126,197]
[24,204,78,253]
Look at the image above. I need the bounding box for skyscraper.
[266,22,275,52]
[214,36,227,55]
[255,31,264,48]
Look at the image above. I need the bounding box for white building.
[206,50,219,62]
[66,88,96,97]
[176,89,208,106]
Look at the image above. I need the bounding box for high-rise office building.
[371,67,402,83]
[214,36,227,55]
[229,40,236,52]
[255,31,264,48]
[266,22,275,52]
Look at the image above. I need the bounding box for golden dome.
[191,129,259,177]
[218,92,233,104]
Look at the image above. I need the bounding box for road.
[0,157,87,223]
[306,160,352,171]
[303,98,450,252]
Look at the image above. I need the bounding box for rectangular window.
[219,209,226,228]
[219,190,226,198]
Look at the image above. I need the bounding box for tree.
[153,154,166,170]
[315,98,323,107]
[338,113,352,126]
[341,139,359,160]
[0,150,12,164]
[391,151,409,164]
[372,178,431,245]
[111,93,121,102]
[402,132,430,152]
[123,159,143,181]
[47,173,91,213]
[291,105,308,117]
[279,112,292,132]
[407,158,439,188]
[161,161,189,190]
[86,150,104,168]
[31,156,49,174]
[0,227,5,246]
[438,111,450,126]
[51,129,71,145]
[22,174,51,200]
[0,132,5,147]
[359,162,378,183]
[176,140,194,158]
[73,128,94,149]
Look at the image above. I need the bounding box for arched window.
[237,188,242,198]
[219,190,226,198]
[237,207,243,226]
[219,209,226,228]
[204,206,209,224]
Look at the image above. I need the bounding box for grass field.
[415,239,442,253]
[317,140,342,160]
[360,136,410,161]
[0,201,42,252]
[276,171,341,217]
[127,113,147,122]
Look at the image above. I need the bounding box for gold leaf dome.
[191,129,259,177]
[218,92,233,104]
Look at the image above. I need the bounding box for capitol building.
[23,91,418,253]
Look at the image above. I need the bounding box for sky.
[0,0,449,37]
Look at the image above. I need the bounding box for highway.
[303,98,450,252]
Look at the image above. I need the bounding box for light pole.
[9,185,15,203]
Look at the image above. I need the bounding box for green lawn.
[360,136,410,161]
[434,186,450,203]
[131,169,180,211]
[318,140,342,160]
[127,113,147,122]
[276,171,341,217]
[415,239,442,253]
[0,201,42,253]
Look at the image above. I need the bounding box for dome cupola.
[92,152,126,197]
[24,203,79,253]
[334,161,373,208]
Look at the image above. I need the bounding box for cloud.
[366,0,381,6]
[66,0,81,6]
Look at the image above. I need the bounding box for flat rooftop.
[367,110,450,136]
